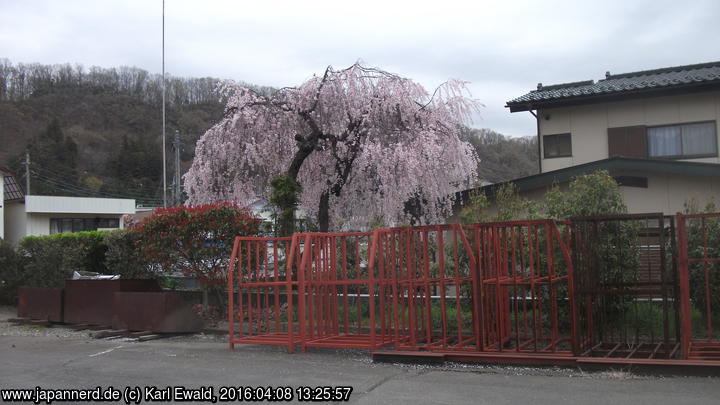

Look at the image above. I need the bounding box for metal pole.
[676,213,692,359]
[173,130,181,205]
[162,0,167,208]
[24,151,30,195]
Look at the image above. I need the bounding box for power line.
[32,171,163,202]
[30,164,163,199]
[34,175,162,201]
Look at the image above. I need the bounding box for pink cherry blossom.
[184,63,481,231]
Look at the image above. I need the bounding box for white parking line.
[89,345,123,357]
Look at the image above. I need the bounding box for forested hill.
[463,128,538,183]
[0,59,536,205]
[0,59,271,204]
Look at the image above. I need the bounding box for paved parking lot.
[1,319,719,404]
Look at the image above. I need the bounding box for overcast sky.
[1,0,719,137]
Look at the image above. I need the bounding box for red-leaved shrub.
[133,202,261,286]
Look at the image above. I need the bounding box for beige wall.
[451,172,719,222]
[617,172,720,214]
[539,90,720,172]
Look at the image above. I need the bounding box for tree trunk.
[318,190,330,232]
[278,135,319,236]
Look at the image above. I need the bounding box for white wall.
[539,90,720,172]
[4,201,26,245]
[25,195,135,214]
[26,213,49,237]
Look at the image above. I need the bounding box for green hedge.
[0,239,23,304]
[103,228,155,279]
[17,231,109,288]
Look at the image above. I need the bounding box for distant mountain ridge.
[463,128,538,183]
[0,59,537,203]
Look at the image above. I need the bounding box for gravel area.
[0,305,93,339]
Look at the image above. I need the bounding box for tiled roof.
[1,169,24,201]
[506,61,720,110]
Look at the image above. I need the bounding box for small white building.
[2,170,136,245]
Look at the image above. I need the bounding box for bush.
[134,202,261,285]
[545,170,626,219]
[16,231,111,289]
[17,235,82,289]
[0,239,24,304]
[104,229,155,279]
[133,203,261,320]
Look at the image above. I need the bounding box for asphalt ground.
[1,317,719,404]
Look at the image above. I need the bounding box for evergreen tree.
[21,118,79,195]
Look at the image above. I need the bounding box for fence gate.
[466,220,577,355]
[298,232,395,350]
[227,235,304,353]
[381,224,480,352]
[677,213,720,360]
[572,214,679,360]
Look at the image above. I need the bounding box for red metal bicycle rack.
[227,214,720,370]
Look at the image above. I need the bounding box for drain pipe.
[527,107,541,173]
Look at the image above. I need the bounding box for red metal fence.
[677,212,720,360]
[467,220,576,355]
[227,214,720,365]
[298,232,395,350]
[573,214,679,360]
[378,224,478,351]
[228,236,300,352]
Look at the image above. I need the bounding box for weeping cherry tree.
[184,63,481,232]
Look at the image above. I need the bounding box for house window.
[50,218,120,234]
[543,133,572,158]
[647,122,717,158]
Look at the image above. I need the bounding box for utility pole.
[173,130,182,206]
[162,0,167,208]
[23,151,30,195]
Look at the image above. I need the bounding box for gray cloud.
[1,0,718,137]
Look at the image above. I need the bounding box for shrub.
[546,171,637,325]
[457,190,489,225]
[0,239,24,304]
[15,231,111,290]
[545,170,626,219]
[134,203,261,319]
[16,235,83,289]
[66,231,109,274]
[104,229,155,279]
[134,202,261,285]
[269,175,302,236]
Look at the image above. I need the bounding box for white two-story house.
[467,61,720,215]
